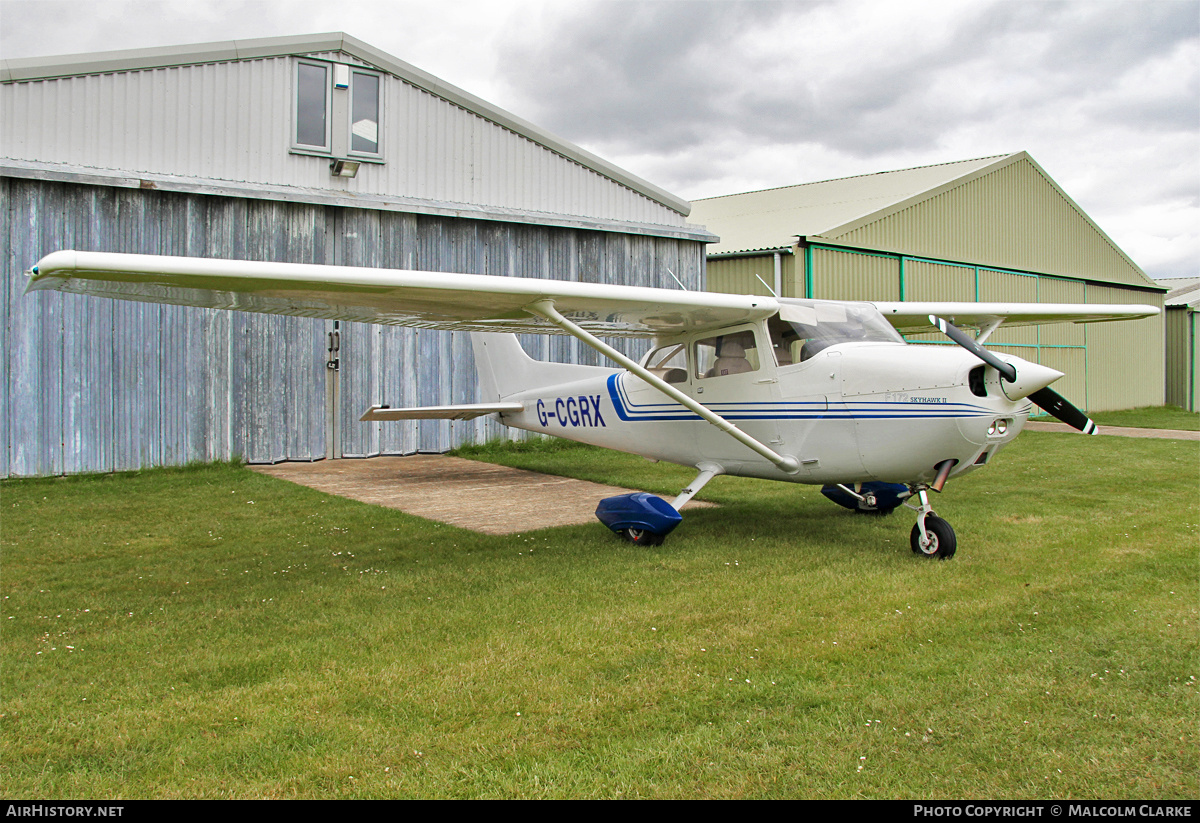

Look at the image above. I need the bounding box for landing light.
[987,419,1009,436]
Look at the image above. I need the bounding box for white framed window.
[292,59,384,162]
[293,60,332,152]
[348,70,381,158]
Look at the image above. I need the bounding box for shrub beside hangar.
[690,154,1166,413]
[0,33,714,478]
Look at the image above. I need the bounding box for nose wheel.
[906,487,957,559]
[910,515,956,559]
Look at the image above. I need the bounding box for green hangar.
[690,153,1166,412]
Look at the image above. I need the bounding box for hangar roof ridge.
[0,32,692,217]
[692,154,1011,204]
[690,154,1017,254]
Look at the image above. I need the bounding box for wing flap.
[28,251,778,338]
[360,403,524,422]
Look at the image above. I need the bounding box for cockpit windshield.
[769,300,905,364]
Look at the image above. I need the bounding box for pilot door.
[769,308,865,481]
[679,325,785,468]
[625,325,787,468]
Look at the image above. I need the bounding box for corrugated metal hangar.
[1163,280,1198,411]
[690,153,1167,414]
[1,33,714,478]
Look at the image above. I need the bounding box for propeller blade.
[1028,387,1099,434]
[929,315,1017,382]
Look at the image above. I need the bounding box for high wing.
[868,301,1159,335]
[27,251,777,338]
[29,252,1158,339]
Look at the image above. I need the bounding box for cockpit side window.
[767,315,800,366]
[695,330,760,379]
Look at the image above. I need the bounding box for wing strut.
[525,299,800,474]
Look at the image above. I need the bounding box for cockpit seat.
[707,340,752,377]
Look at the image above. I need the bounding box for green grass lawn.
[1,431,1196,799]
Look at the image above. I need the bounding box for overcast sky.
[2,0,1197,280]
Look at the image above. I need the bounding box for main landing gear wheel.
[910,515,956,559]
[619,528,665,547]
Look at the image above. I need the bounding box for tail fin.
[470,333,616,401]
[470,333,523,402]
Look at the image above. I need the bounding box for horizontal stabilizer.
[360,403,523,422]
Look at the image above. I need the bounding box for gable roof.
[692,155,1006,254]
[0,32,691,218]
[691,152,1156,289]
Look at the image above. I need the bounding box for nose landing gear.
[906,487,957,559]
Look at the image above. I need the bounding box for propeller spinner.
[930,315,1099,435]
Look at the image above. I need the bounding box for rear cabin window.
[643,343,688,384]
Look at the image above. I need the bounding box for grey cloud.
[497,0,1198,171]
[496,1,1012,161]
[950,1,1199,113]
[1088,87,1200,132]
[495,1,804,151]
[1038,1,1197,76]
[0,0,309,58]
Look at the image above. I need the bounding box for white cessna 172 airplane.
[28,250,1158,559]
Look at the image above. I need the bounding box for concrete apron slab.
[250,455,713,536]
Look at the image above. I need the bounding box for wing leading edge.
[28,250,777,338]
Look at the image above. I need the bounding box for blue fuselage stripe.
[605,373,994,423]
